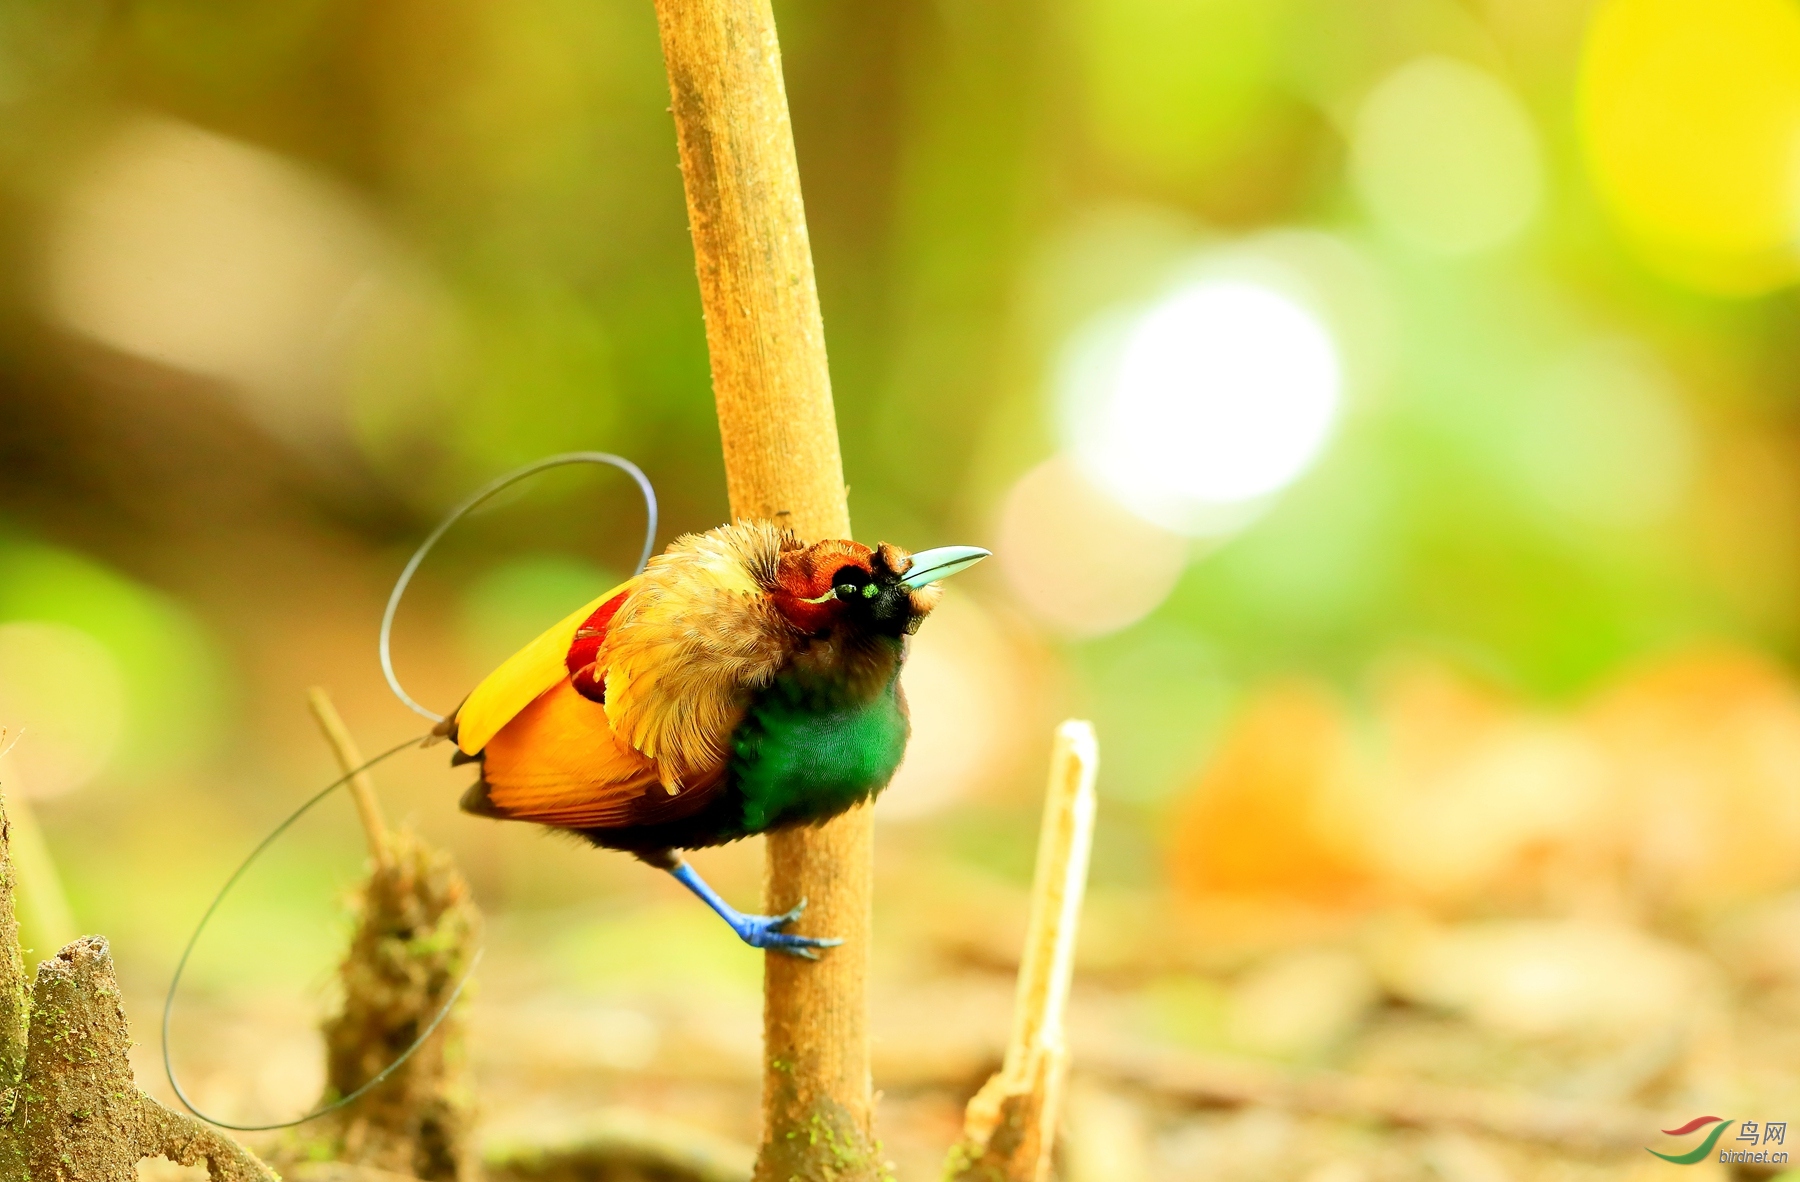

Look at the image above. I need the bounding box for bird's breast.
[724,670,910,836]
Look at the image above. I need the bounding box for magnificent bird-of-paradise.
[438,520,988,956]
[163,462,990,1126]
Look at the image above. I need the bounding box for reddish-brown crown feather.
[776,540,874,596]
[770,540,876,632]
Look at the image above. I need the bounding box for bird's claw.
[732,897,844,959]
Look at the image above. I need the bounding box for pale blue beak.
[899,545,991,591]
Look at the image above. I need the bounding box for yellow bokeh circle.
[1580,0,1800,295]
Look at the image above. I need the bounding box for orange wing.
[470,679,717,829]
[452,580,634,756]
[451,579,723,830]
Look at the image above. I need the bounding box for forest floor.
[128,877,1800,1182]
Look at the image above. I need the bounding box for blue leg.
[666,860,843,959]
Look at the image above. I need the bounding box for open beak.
[899,545,991,591]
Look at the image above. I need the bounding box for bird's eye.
[827,565,872,601]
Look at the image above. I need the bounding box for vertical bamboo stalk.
[648,2,875,1179]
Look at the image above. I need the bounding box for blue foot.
[727,897,844,960]
[666,861,843,959]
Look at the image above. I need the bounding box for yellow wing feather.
[453,579,635,755]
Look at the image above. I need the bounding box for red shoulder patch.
[566,587,629,703]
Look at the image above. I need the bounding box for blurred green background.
[7,0,1800,1177]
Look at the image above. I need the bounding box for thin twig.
[307,688,392,871]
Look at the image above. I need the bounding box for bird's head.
[770,538,990,639]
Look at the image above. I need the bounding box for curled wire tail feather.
[380,452,658,723]
[165,452,651,1128]
[161,735,481,1131]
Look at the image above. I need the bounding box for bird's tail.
[162,731,460,1132]
[458,771,506,819]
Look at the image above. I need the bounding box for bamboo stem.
[306,688,392,872]
[648,2,873,1178]
[947,721,1099,1182]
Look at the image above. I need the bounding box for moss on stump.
[293,827,479,1182]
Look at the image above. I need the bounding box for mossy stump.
[0,790,274,1182]
[291,827,479,1182]
[3,936,275,1182]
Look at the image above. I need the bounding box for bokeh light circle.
[0,621,127,799]
[1352,56,1544,256]
[1513,340,1693,529]
[1060,279,1342,536]
[1579,0,1800,295]
[997,456,1190,636]
[882,594,1031,820]
[45,116,388,449]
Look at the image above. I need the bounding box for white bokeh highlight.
[1061,279,1343,536]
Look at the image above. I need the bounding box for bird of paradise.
[437,520,988,957]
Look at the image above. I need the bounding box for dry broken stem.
[292,689,479,1182]
[946,721,1099,1182]
[0,933,276,1181]
[12,937,276,1182]
[308,687,393,872]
